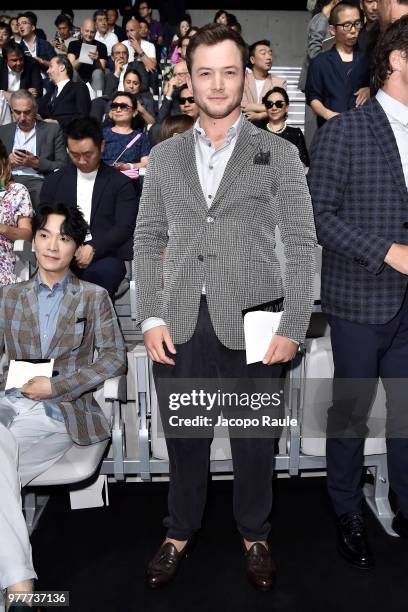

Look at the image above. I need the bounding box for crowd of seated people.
[0,2,404,292]
[1,3,408,607]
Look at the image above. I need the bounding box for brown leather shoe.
[245,542,277,592]
[146,540,192,588]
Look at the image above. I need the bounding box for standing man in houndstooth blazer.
[308,16,408,570]
[134,24,317,591]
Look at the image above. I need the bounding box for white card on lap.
[5,359,54,390]
[78,43,97,65]
[244,311,283,365]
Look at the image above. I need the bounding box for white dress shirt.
[376,89,408,189]
[56,78,70,96]
[7,66,21,92]
[76,168,98,240]
[95,31,119,56]
[123,38,156,63]
[13,124,42,178]
[141,114,244,333]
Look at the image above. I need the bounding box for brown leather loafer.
[146,540,192,588]
[245,542,277,592]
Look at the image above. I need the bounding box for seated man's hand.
[144,325,177,365]
[88,49,99,62]
[21,376,52,400]
[15,151,39,169]
[354,87,370,107]
[27,87,38,98]
[263,335,298,365]
[75,244,95,269]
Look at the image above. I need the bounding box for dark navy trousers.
[327,290,408,517]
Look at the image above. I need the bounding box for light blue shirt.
[35,271,70,422]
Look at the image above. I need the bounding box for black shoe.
[337,512,374,569]
[392,511,408,538]
[244,542,277,592]
[146,538,194,588]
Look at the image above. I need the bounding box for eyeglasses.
[179,96,194,105]
[111,102,132,110]
[265,100,285,109]
[334,20,363,31]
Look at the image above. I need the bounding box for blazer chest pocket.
[71,319,86,350]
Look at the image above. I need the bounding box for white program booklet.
[5,359,54,390]
[243,311,283,365]
[78,43,97,65]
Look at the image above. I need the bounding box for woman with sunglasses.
[178,84,199,119]
[0,139,33,286]
[102,92,150,172]
[262,87,309,167]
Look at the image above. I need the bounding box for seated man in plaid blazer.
[0,202,126,607]
[308,16,408,569]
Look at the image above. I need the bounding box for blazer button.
[206,216,214,223]
[198,255,204,261]
[403,222,408,229]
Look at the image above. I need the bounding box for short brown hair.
[373,14,408,90]
[160,114,194,141]
[186,23,248,73]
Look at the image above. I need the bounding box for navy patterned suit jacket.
[308,97,408,324]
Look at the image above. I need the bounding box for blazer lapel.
[90,164,110,224]
[45,274,82,358]
[367,99,408,204]
[211,119,259,209]
[20,281,42,357]
[177,130,209,213]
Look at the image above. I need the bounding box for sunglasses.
[111,102,132,110]
[265,100,285,109]
[179,96,194,105]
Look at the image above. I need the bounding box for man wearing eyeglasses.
[305,0,371,127]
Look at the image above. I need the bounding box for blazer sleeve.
[308,13,330,60]
[28,60,44,99]
[273,143,317,343]
[305,56,324,105]
[103,72,119,98]
[89,176,138,259]
[75,82,91,117]
[37,124,68,174]
[39,170,58,202]
[50,289,126,402]
[133,148,168,323]
[307,116,393,275]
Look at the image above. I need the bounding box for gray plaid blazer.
[308,98,408,324]
[0,274,126,445]
[133,118,317,348]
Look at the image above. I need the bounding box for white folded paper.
[243,311,283,365]
[6,359,54,390]
[78,43,97,65]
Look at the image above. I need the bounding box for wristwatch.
[137,51,146,59]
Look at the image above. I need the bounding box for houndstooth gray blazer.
[133,118,317,349]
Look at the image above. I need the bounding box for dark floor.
[32,477,408,612]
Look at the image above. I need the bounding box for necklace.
[267,121,287,134]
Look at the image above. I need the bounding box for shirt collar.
[194,112,244,146]
[7,65,20,76]
[57,78,70,92]
[77,167,99,180]
[376,89,408,128]
[35,270,71,293]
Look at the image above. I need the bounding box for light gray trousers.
[0,393,72,595]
